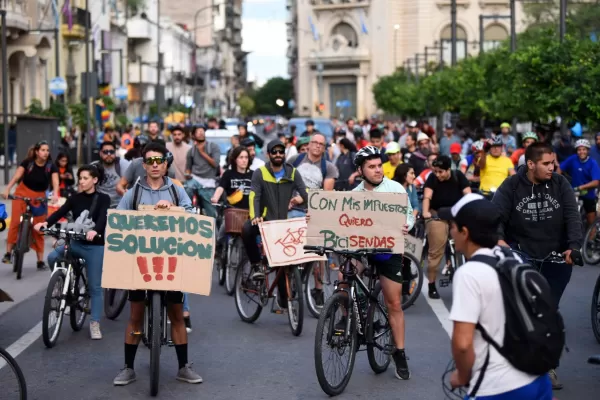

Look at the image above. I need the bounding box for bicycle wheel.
[149,292,162,397]
[583,219,600,265]
[217,244,227,286]
[366,282,392,373]
[104,289,128,320]
[234,262,263,323]
[592,274,600,344]
[70,266,89,332]
[42,268,66,348]
[286,266,304,336]
[314,292,357,397]
[304,262,335,319]
[0,346,27,400]
[14,220,30,280]
[401,253,424,310]
[225,236,245,296]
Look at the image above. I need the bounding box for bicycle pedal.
[130,331,143,336]
[383,344,396,356]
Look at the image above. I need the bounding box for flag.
[62,0,73,30]
[359,9,368,35]
[309,16,319,41]
[51,0,59,27]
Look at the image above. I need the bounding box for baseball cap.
[417,132,430,143]
[267,139,285,153]
[438,193,501,234]
[450,143,462,154]
[408,120,418,128]
[385,142,401,154]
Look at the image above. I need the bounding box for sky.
[242,0,288,86]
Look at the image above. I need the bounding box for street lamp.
[0,6,9,182]
[393,24,400,69]
[275,99,284,107]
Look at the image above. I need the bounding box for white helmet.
[354,145,381,168]
[471,140,485,152]
[575,139,591,149]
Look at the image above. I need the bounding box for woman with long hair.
[35,164,111,340]
[55,152,75,197]
[2,141,60,268]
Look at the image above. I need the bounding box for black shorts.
[369,254,404,284]
[128,290,185,304]
[582,197,597,214]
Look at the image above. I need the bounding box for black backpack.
[131,177,180,211]
[467,247,565,396]
[91,158,121,177]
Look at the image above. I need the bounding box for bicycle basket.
[224,208,249,234]
[0,203,7,220]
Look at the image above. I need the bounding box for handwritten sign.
[259,217,326,267]
[404,235,424,261]
[306,191,408,254]
[101,208,215,296]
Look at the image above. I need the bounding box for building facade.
[289,0,526,120]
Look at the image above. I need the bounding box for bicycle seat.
[0,288,14,302]
[589,355,600,365]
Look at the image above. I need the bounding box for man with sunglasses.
[113,142,202,387]
[242,140,308,305]
[92,142,130,208]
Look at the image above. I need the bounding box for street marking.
[422,277,453,338]
[0,321,42,371]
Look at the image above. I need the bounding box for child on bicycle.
[34,165,111,340]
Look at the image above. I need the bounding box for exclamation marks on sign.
[167,257,177,281]
[152,257,164,281]
[137,257,151,282]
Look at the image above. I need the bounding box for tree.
[238,94,255,117]
[252,77,293,116]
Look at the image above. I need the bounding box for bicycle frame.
[143,291,169,347]
[50,238,87,313]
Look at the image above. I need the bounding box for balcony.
[127,18,153,41]
[128,61,158,85]
[479,0,509,8]
[61,7,89,40]
[310,0,369,11]
[435,0,470,9]
[2,0,30,31]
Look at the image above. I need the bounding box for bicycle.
[0,289,27,400]
[234,236,304,336]
[304,245,394,397]
[302,258,336,318]
[591,271,600,344]
[217,205,249,295]
[7,195,47,280]
[583,216,600,265]
[104,288,128,320]
[425,216,465,288]
[40,227,91,348]
[212,202,227,287]
[131,290,174,396]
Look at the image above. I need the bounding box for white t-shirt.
[518,154,525,167]
[250,158,265,171]
[449,247,537,396]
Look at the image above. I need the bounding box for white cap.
[417,132,430,143]
[408,120,418,128]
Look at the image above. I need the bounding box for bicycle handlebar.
[8,195,47,203]
[303,245,392,257]
[510,248,567,265]
[40,227,101,241]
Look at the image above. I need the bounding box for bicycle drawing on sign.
[274,227,306,257]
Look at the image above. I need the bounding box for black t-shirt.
[401,149,413,164]
[19,160,59,192]
[425,170,469,211]
[219,169,253,209]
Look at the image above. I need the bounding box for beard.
[102,157,115,165]
[270,157,284,167]
[420,147,431,156]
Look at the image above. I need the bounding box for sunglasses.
[143,156,166,165]
[270,149,285,155]
[102,150,116,155]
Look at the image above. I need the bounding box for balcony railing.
[127,18,154,41]
[310,0,369,10]
[2,0,30,31]
[61,7,89,40]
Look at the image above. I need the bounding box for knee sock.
[175,343,188,369]
[125,343,138,369]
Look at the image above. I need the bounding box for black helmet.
[134,134,150,149]
[354,145,381,168]
[241,137,256,147]
[166,151,174,168]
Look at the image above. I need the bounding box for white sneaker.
[90,321,102,340]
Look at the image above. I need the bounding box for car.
[205,129,234,167]
[286,117,334,141]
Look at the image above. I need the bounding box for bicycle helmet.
[240,137,256,147]
[134,134,150,149]
[166,151,174,168]
[521,131,538,142]
[353,145,381,168]
[575,139,591,149]
[489,136,503,147]
[471,140,485,152]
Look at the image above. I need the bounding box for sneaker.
[90,321,102,340]
[113,366,137,386]
[176,363,203,384]
[310,288,324,306]
[428,283,440,299]
[549,369,563,390]
[392,349,411,380]
[37,261,47,270]
[184,316,192,333]
[2,252,11,264]
[251,264,265,280]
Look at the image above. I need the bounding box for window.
[440,25,467,64]
[331,22,358,48]
[483,24,508,52]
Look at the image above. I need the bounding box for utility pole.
[414,54,420,83]
[510,0,516,52]
[156,0,162,120]
[450,0,457,66]
[1,9,9,182]
[559,0,567,135]
[84,0,91,164]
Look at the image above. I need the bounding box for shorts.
[369,254,403,284]
[582,197,597,214]
[128,290,185,304]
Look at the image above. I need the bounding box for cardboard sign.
[306,191,408,253]
[258,217,326,267]
[101,208,215,296]
[404,235,424,261]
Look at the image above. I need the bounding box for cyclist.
[478,136,515,200]
[408,132,433,176]
[241,137,266,171]
[113,142,202,386]
[497,122,517,156]
[439,123,461,157]
[511,131,538,167]
[449,143,464,172]
[54,152,75,198]
[414,153,438,189]
[558,138,600,229]
[382,142,402,179]
[242,140,307,307]
[92,142,130,208]
[421,155,471,299]
[2,141,60,269]
[347,145,414,380]
[166,125,191,181]
[492,142,583,389]
[442,193,553,398]
[35,165,110,340]
[464,140,484,192]
[146,120,167,144]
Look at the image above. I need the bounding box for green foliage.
[68,103,94,130]
[101,96,116,112]
[115,113,130,129]
[26,99,45,115]
[26,99,68,125]
[251,77,293,116]
[238,94,256,117]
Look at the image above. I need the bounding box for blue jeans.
[288,208,306,219]
[465,375,552,399]
[47,241,104,322]
[183,293,190,313]
[184,180,216,218]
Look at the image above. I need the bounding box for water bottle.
[355,285,368,317]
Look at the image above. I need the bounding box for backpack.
[292,153,327,184]
[131,177,180,211]
[26,161,53,187]
[467,246,565,397]
[92,158,121,177]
